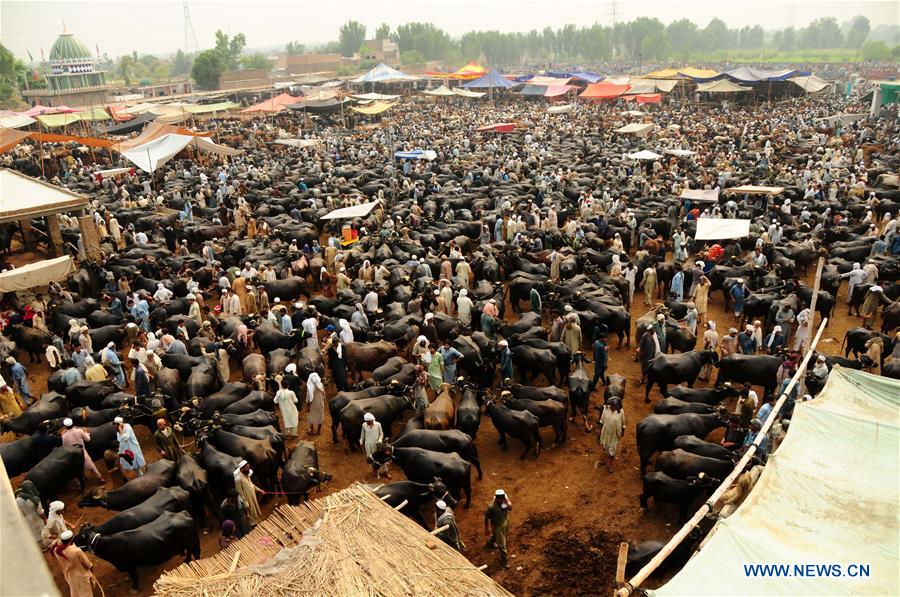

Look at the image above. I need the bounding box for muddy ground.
[3,251,862,596]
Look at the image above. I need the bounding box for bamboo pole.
[615,542,629,585]
[803,253,826,355]
[616,318,829,597]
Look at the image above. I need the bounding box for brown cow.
[424,383,455,430]
[345,341,399,380]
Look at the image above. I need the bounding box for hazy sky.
[2,0,898,60]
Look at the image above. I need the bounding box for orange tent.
[579,81,631,99]
[0,128,32,153]
[450,62,488,80]
[240,93,300,114]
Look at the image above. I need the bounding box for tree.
[117,54,135,84]
[241,53,272,70]
[401,50,425,66]
[862,40,892,61]
[214,30,246,69]
[285,41,305,55]
[0,42,24,108]
[339,20,366,57]
[779,26,796,51]
[665,19,698,58]
[701,18,731,52]
[376,23,391,40]
[172,49,193,75]
[192,49,224,90]
[845,16,870,49]
[393,22,452,61]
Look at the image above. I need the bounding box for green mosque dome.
[49,32,93,62]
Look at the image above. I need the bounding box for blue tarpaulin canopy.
[352,63,418,83]
[547,71,602,83]
[463,68,514,89]
[395,150,437,161]
[724,67,808,83]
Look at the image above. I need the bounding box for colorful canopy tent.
[422,86,455,97]
[319,200,380,220]
[0,112,36,129]
[121,133,242,173]
[36,112,85,128]
[547,71,602,83]
[352,63,418,83]
[449,62,487,80]
[547,104,575,114]
[651,367,900,597]
[580,81,631,99]
[349,101,395,116]
[696,79,752,93]
[724,67,803,83]
[395,150,437,161]
[643,68,681,79]
[544,85,574,98]
[352,92,401,101]
[615,123,655,135]
[0,256,75,293]
[526,76,572,86]
[116,122,212,152]
[106,105,135,122]
[476,123,516,133]
[463,69,514,90]
[627,150,663,160]
[0,129,32,154]
[0,168,89,224]
[623,94,662,104]
[452,88,485,98]
[240,93,300,114]
[95,112,156,135]
[182,101,239,115]
[20,105,56,117]
[680,188,719,202]
[31,132,117,148]
[790,75,832,94]
[694,218,751,240]
[676,67,721,80]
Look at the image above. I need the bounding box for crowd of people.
[1,75,898,593]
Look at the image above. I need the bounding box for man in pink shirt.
[61,418,104,482]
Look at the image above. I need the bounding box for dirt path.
[4,257,861,596]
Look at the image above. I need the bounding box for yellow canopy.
[678,67,720,79]
[36,113,84,128]
[643,68,680,79]
[182,101,239,115]
[350,101,395,115]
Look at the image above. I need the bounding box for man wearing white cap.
[50,529,94,597]
[115,416,146,477]
[456,288,474,328]
[360,413,388,478]
[61,418,104,482]
[434,499,464,552]
[484,489,512,567]
[234,460,263,526]
[41,500,69,547]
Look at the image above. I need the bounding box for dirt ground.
[3,250,863,596]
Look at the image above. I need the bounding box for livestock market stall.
[694,218,751,241]
[649,367,900,596]
[154,484,512,597]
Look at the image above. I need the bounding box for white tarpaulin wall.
[627,150,663,160]
[319,200,380,220]
[651,367,899,597]
[694,218,750,240]
[122,134,242,173]
[616,123,655,135]
[0,256,75,292]
[681,188,719,202]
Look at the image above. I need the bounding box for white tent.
[452,88,485,98]
[319,200,380,221]
[680,188,719,202]
[422,86,455,97]
[0,112,36,129]
[627,150,663,160]
[274,139,322,149]
[121,134,242,173]
[665,149,696,157]
[694,218,750,240]
[0,256,75,293]
[95,167,133,178]
[652,367,899,597]
[621,110,646,116]
[353,92,401,101]
[724,185,785,196]
[0,168,89,224]
[547,104,575,114]
[616,123,656,135]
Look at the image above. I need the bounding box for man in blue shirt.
[439,341,463,384]
[591,334,608,391]
[498,340,513,380]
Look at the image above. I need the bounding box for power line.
[183,0,199,54]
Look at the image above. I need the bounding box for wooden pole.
[615,542,629,587]
[803,253,826,354]
[616,318,829,597]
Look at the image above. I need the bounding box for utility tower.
[183,1,199,54]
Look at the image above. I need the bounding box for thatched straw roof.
[154,483,513,596]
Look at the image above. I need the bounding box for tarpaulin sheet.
[31,133,117,148]
[476,123,516,133]
[319,200,380,220]
[77,107,111,121]
[0,168,89,223]
[643,68,681,79]
[623,79,658,95]
[240,93,300,113]
[635,94,662,104]
[349,101,395,115]
[0,129,32,154]
[0,256,75,293]
[353,93,400,101]
[724,67,800,83]
[680,188,718,201]
[452,88,485,98]
[790,75,831,94]
[463,70,514,89]
[626,150,663,160]
[547,71,602,83]
[651,367,900,597]
[183,101,239,114]
[121,133,242,173]
[287,98,349,114]
[395,150,437,161]
[0,112,36,129]
[95,167,134,177]
[106,105,135,122]
[36,112,83,128]
[274,138,322,149]
[697,79,752,93]
[676,67,721,80]
[449,62,487,80]
[580,81,630,99]
[115,122,212,152]
[724,185,785,196]
[544,85,574,97]
[518,84,547,96]
[353,63,418,83]
[95,112,156,135]
[530,76,572,86]
[422,86,455,97]
[615,123,655,135]
[694,218,750,240]
[665,148,697,157]
[654,80,679,93]
[547,104,575,114]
